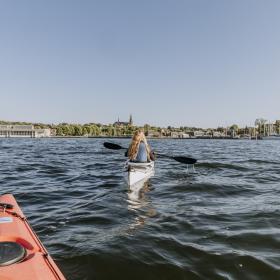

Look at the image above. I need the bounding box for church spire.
[129,114,133,125]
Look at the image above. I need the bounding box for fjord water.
[0,138,279,280]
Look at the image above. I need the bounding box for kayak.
[124,160,155,186]
[0,194,66,280]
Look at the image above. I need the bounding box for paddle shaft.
[103,142,197,164]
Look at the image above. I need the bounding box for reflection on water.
[127,179,152,206]
[127,179,157,233]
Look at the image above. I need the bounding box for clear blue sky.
[0,0,279,128]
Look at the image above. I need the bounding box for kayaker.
[126,130,155,162]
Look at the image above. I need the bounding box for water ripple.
[0,138,279,279]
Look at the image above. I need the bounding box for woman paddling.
[126,130,155,162]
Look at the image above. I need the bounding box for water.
[0,138,280,280]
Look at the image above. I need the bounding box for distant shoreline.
[1,121,276,140]
[0,135,260,140]
[13,136,256,140]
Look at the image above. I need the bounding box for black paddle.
[104,142,126,150]
[103,142,197,165]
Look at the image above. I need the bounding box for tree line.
[0,121,137,136]
[54,123,136,137]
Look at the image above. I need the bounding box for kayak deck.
[0,194,66,280]
[124,161,155,186]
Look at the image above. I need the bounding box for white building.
[193,130,205,137]
[179,132,190,138]
[0,125,51,138]
[213,131,226,137]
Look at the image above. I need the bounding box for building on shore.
[0,125,51,138]
[170,132,190,138]
[213,131,226,138]
[193,130,205,137]
[113,114,133,127]
[263,122,277,136]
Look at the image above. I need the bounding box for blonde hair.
[128,130,151,161]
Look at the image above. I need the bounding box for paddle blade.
[103,142,124,150]
[172,156,197,165]
[156,153,197,165]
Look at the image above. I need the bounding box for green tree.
[107,125,116,136]
[75,125,83,136]
[144,124,150,135]
[95,125,101,136]
[62,125,71,136]
[230,124,239,137]
[275,120,280,134]
[83,125,91,136]
[56,126,64,136]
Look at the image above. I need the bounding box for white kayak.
[124,160,155,186]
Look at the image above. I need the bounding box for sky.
[0,0,279,128]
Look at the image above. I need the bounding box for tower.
[129,114,133,125]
